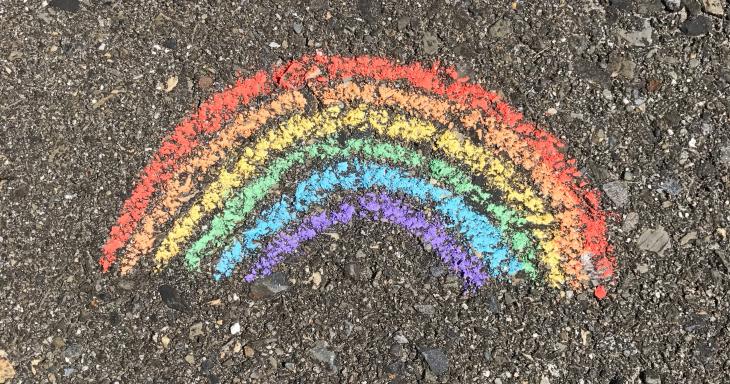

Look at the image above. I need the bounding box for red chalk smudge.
[594,285,607,300]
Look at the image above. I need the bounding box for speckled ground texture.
[1,0,730,383]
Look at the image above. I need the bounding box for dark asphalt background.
[1,0,729,383]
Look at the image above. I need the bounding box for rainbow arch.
[101,54,615,294]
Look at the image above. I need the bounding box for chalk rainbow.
[101,54,615,295]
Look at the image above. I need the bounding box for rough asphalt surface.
[1,0,730,383]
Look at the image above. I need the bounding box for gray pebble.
[483,350,492,361]
[660,178,682,196]
[389,343,404,357]
[617,20,653,47]
[488,19,513,39]
[485,294,501,314]
[611,58,636,80]
[159,284,189,312]
[429,265,447,278]
[641,369,662,384]
[52,336,65,349]
[637,227,671,255]
[414,304,436,316]
[422,32,440,55]
[268,356,278,371]
[719,145,730,165]
[624,213,640,233]
[117,280,135,290]
[342,320,354,337]
[680,15,712,36]
[249,272,290,300]
[63,344,81,360]
[308,341,337,372]
[662,0,681,11]
[684,0,703,15]
[49,0,79,12]
[609,0,632,11]
[602,181,630,207]
[397,16,410,32]
[189,322,205,339]
[344,262,371,281]
[292,22,303,34]
[420,348,448,376]
[679,231,698,245]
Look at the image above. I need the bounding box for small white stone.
[230,322,241,335]
[394,334,409,344]
[311,271,322,289]
[268,41,281,48]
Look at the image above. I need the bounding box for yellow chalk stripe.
[532,229,565,286]
[154,104,562,281]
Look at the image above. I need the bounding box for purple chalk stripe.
[247,192,489,288]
